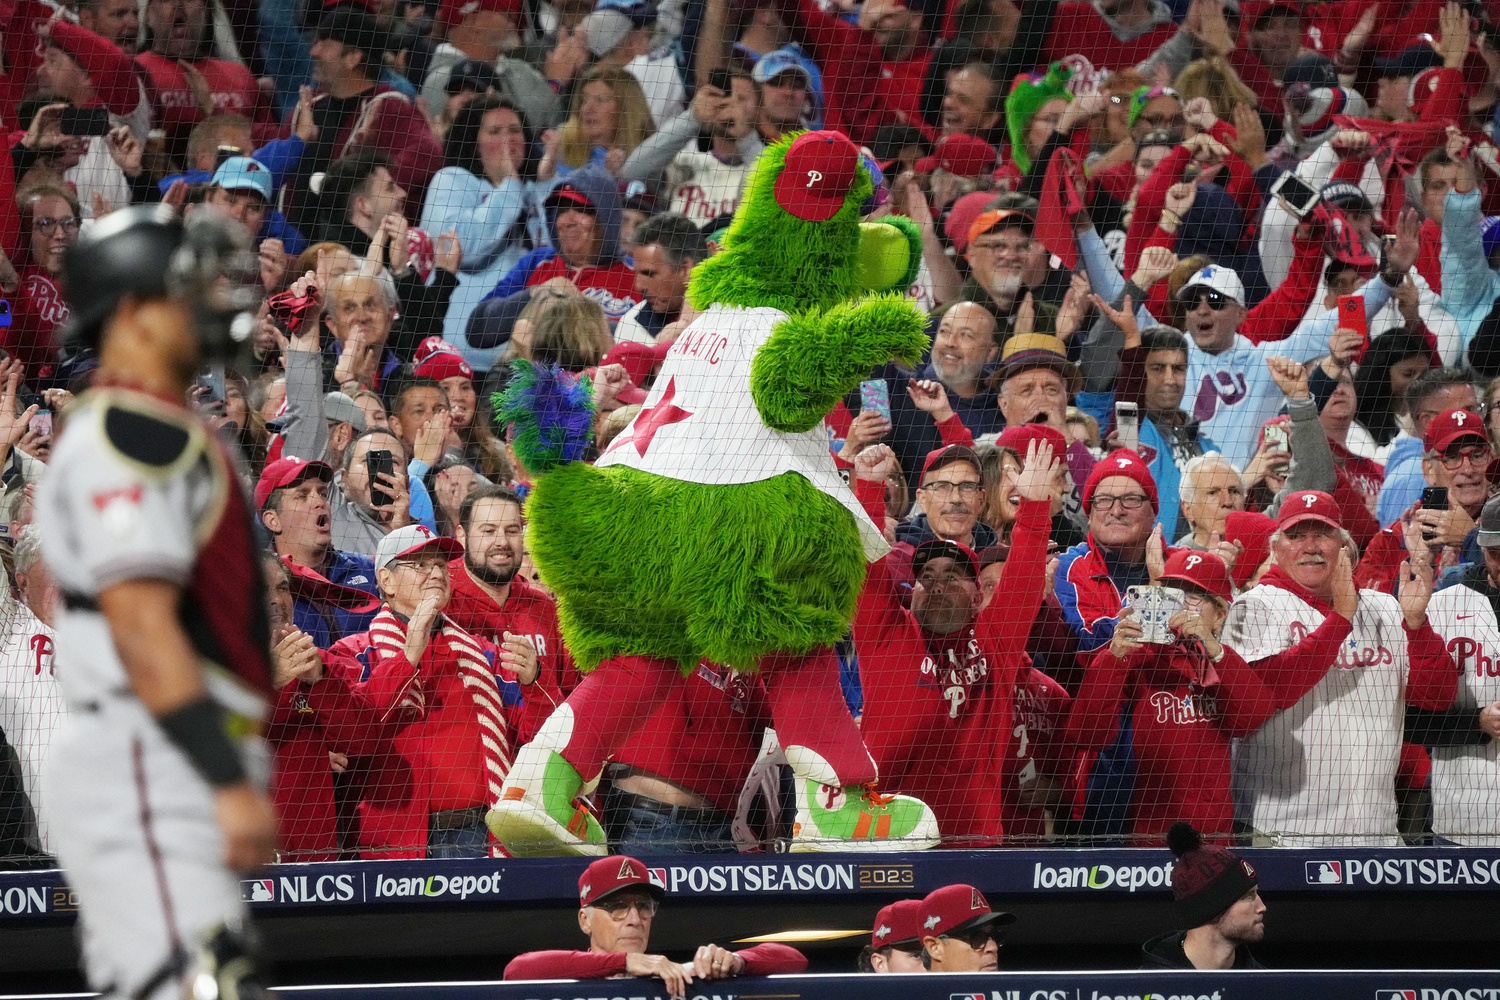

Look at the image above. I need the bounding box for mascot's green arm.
[749,292,930,433]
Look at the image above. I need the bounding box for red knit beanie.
[1082,448,1158,514]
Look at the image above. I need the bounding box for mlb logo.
[647,868,667,891]
[949,994,988,1000]
[1374,991,1417,1000]
[1305,861,1343,884]
[242,879,274,902]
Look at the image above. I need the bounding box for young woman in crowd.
[539,66,654,182]
[6,183,78,380]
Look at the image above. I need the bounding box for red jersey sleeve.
[974,499,1051,659]
[311,652,390,757]
[503,950,628,980]
[1250,613,1353,709]
[735,943,808,975]
[1404,620,1459,711]
[1065,645,1134,751]
[1210,644,1278,738]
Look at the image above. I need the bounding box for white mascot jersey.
[1423,584,1500,846]
[595,303,888,561]
[1225,584,1409,847]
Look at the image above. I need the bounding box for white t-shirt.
[1423,584,1500,846]
[1224,583,1410,846]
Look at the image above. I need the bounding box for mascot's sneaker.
[488,749,606,857]
[790,781,940,852]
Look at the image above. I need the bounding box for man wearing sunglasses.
[916,883,1015,972]
[1358,408,1492,594]
[505,856,806,995]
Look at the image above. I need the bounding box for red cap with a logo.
[871,899,923,949]
[1157,549,1233,602]
[578,856,665,908]
[773,130,861,222]
[917,884,1015,940]
[914,133,998,179]
[415,350,474,384]
[1423,407,1486,454]
[1278,490,1342,532]
[255,457,333,511]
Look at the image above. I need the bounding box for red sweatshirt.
[772,0,935,144]
[504,943,807,981]
[527,255,639,325]
[1067,637,1276,840]
[1124,126,1258,274]
[854,476,1051,845]
[1239,225,1326,344]
[1043,2,1180,70]
[999,666,1075,842]
[1329,439,1384,551]
[442,564,574,742]
[266,653,385,861]
[6,267,67,382]
[134,52,277,148]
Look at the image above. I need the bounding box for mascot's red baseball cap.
[775,130,861,222]
[578,856,665,908]
[871,899,923,950]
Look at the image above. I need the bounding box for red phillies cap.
[437,0,522,28]
[1224,510,1276,589]
[997,422,1069,458]
[1278,490,1342,532]
[578,856,665,908]
[914,133,999,179]
[415,350,474,384]
[414,336,461,366]
[773,130,861,222]
[921,443,982,481]
[1423,407,1486,454]
[917,884,1015,940]
[255,457,333,511]
[871,899,923,949]
[1158,549,1233,602]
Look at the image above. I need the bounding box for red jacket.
[134,52,278,147]
[771,0,935,144]
[526,255,639,325]
[1329,439,1383,550]
[505,943,807,981]
[1043,2,1180,69]
[1067,638,1276,840]
[1124,124,1258,274]
[333,610,527,858]
[999,666,1075,842]
[6,267,67,382]
[442,564,574,743]
[265,653,385,861]
[853,476,1050,845]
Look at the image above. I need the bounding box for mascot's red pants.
[557,649,877,786]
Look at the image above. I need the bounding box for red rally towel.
[1036,146,1083,270]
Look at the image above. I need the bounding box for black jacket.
[1140,930,1265,969]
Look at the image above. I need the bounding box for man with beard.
[851,437,1060,845]
[621,72,765,227]
[869,301,1004,495]
[1224,490,1457,846]
[961,210,1059,340]
[1142,822,1266,969]
[444,485,571,743]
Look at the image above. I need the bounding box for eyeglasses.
[393,556,448,574]
[920,480,984,499]
[1092,493,1150,512]
[941,928,997,950]
[593,895,659,917]
[969,239,1031,256]
[33,216,78,236]
[1184,289,1233,311]
[1438,444,1492,470]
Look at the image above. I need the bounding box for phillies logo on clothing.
[1446,636,1500,677]
[29,634,53,676]
[918,639,989,719]
[1301,492,1320,507]
[1192,371,1249,422]
[24,274,68,326]
[1149,689,1217,726]
[1184,554,1203,570]
[1288,621,1395,670]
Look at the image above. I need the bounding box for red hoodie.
[1043,1,1181,69]
[1067,635,1276,840]
[999,666,1076,842]
[853,475,1051,846]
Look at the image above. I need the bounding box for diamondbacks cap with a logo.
[1178,264,1245,307]
[374,524,464,572]
[773,130,861,222]
[871,899,923,949]
[1277,489,1341,532]
[1423,407,1487,454]
[1157,549,1233,602]
[578,855,665,908]
[1166,821,1257,930]
[917,884,1016,940]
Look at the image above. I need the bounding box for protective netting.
[0,0,1497,867]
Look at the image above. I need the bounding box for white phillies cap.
[1177,263,1245,307]
[375,524,463,572]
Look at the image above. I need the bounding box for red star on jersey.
[607,377,693,457]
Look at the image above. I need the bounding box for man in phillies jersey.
[1224,490,1458,845]
[505,856,805,993]
[852,437,1060,845]
[1414,493,1500,845]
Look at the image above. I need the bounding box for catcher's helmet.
[62,205,261,362]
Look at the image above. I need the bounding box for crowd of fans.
[0,0,1499,861]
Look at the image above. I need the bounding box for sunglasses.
[942,928,998,950]
[1184,288,1233,311]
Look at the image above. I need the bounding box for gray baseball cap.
[1478,494,1500,548]
[324,391,367,432]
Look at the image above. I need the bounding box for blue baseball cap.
[211,156,273,202]
[1482,216,1500,260]
[753,49,813,88]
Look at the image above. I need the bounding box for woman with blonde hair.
[1173,58,1260,125]
[541,65,654,181]
[530,296,612,372]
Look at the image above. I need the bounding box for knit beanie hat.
[1006,62,1072,177]
[48,21,140,117]
[1167,822,1258,929]
[1082,448,1159,514]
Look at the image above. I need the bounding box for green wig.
[1005,62,1072,177]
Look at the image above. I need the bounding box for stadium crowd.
[2,0,1500,863]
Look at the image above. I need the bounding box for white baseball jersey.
[0,595,62,852]
[1224,584,1409,847]
[1423,585,1500,846]
[595,303,888,561]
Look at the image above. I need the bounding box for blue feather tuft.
[494,361,596,474]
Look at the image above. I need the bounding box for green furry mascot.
[489,131,940,855]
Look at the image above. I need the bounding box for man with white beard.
[958,209,1060,343]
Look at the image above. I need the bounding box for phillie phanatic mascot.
[488,130,939,854]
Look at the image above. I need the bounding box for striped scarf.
[368,607,514,806]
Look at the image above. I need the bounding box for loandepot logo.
[375,870,503,900]
[1031,861,1173,891]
